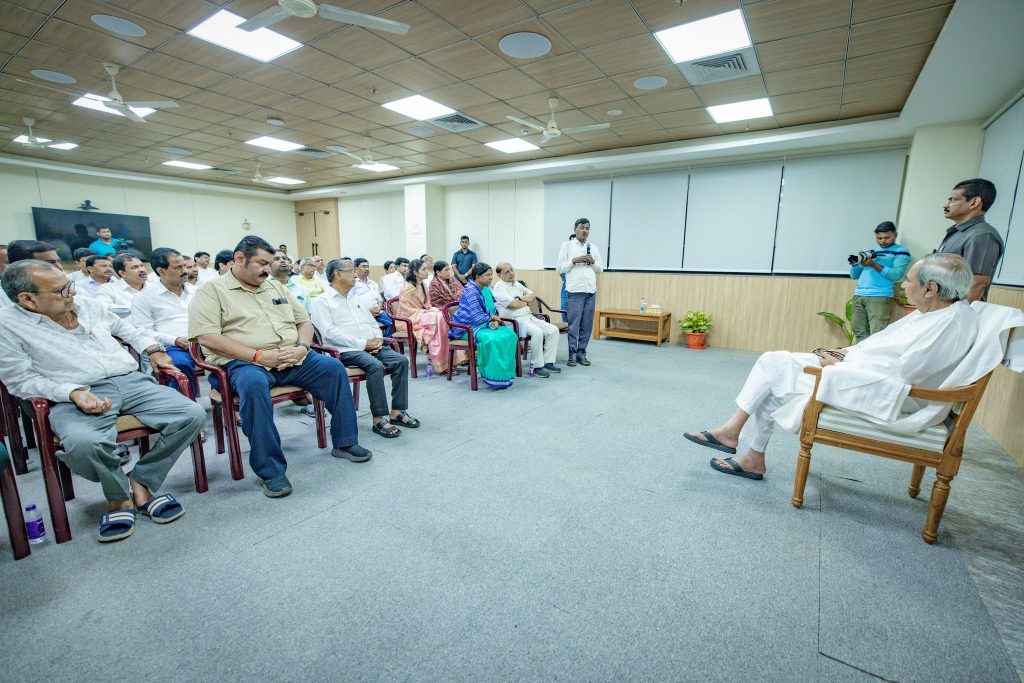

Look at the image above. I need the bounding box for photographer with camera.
[848,221,911,343]
[88,226,128,258]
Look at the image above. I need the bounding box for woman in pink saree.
[397,259,467,374]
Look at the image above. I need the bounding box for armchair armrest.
[189,342,233,403]
[310,342,341,360]
[155,366,195,400]
[500,317,521,337]
[535,296,566,315]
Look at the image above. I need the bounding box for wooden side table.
[593,309,672,346]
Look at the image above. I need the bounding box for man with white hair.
[290,257,325,301]
[683,253,980,481]
[491,262,561,378]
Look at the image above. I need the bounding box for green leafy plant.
[679,310,712,334]
[817,298,854,345]
[892,280,909,306]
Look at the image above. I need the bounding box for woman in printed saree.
[397,258,466,374]
[449,263,519,390]
[428,260,464,310]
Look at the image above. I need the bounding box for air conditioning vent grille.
[428,112,485,132]
[293,147,337,158]
[676,46,761,85]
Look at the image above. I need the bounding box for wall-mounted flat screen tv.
[31,207,153,262]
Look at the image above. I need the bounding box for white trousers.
[518,316,560,367]
[735,351,819,452]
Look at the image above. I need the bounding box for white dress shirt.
[0,297,158,402]
[556,239,604,294]
[380,271,407,300]
[69,270,90,283]
[491,279,535,320]
[196,267,218,285]
[131,281,195,347]
[352,276,384,310]
[310,286,382,354]
[96,277,144,318]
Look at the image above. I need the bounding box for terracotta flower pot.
[685,332,706,349]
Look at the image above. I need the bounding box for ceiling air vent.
[676,46,761,86]
[292,147,337,158]
[427,112,485,133]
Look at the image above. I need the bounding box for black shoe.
[332,444,373,462]
[261,474,293,498]
[577,355,591,366]
[567,357,577,367]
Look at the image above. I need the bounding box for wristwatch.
[296,342,311,351]
[144,344,166,355]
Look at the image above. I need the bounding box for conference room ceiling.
[0,0,952,190]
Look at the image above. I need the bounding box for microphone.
[586,243,591,255]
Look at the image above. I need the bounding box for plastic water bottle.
[25,504,46,545]
[639,296,647,313]
[425,365,433,378]
[529,367,535,377]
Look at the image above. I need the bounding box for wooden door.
[294,199,340,259]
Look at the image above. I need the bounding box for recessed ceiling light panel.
[188,9,302,62]
[163,160,213,170]
[633,76,668,90]
[15,134,52,144]
[73,94,155,119]
[159,145,192,155]
[498,32,552,59]
[48,142,78,150]
[486,138,539,153]
[91,14,147,37]
[654,9,752,64]
[267,176,305,185]
[706,97,773,123]
[31,69,77,84]
[607,109,623,116]
[355,162,399,172]
[382,95,456,121]
[245,135,304,152]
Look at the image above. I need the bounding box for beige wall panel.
[977,286,1024,466]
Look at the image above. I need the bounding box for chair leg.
[446,348,454,381]
[21,408,36,449]
[408,337,418,378]
[908,464,925,498]
[791,441,813,508]
[211,400,225,455]
[41,449,72,543]
[3,402,28,475]
[190,436,208,494]
[58,460,75,501]
[314,399,327,449]
[138,436,150,456]
[352,381,360,410]
[469,352,478,392]
[922,473,954,544]
[222,401,244,481]
[1,463,30,560]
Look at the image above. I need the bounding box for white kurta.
[737,301,979,451]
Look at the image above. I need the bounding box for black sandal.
[391,411,420,428]
[372,420,401,438]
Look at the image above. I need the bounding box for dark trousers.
[376,310,394,338]
[212,351,358,480]
[339,348,409,418]
[566,291,596,355]
[164,346,199,397]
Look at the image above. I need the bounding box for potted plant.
[817,298,854,345]
[679,311,712,349]
[893,280,915,315]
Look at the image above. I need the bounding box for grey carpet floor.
[1,339,1022,682]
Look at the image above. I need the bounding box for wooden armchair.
[791,365,994,544]
[443,302,523,391]
[189,343,327,482]
[311,330,401,411]
[384,296,418,378]
[531,296,568,333]
[1,443,30,560]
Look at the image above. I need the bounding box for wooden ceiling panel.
[209,78,292,108]
[272,48,363,86]
[583,35,672,77]
[418,0,535,36]
[0,30,29,55]
[159,35,261,75]
[602,114,662,135]
[521,0,582,13]
[745,0,852,43]
[334,72,411,105]
[520,53,605,90]
[852,0,952,25]
[376,3,466,55]
[312,26,410,71]
[842,75,916,104]
[469,69,546,100]
[580,98,647,121]
[555,79,628,108]
[693,75,768,106]
[717,117,778,134]
[775,106,840,126]
[182,90,261,117]
[770,86,842,114]
[844,44,932,84]
[4,1,64,13]
[399,137,447,153]
[840,97,906,119]
[115,70,200,101]
[755,28,850,72]
[133,53,228,89]
[422,83,496,111]
[98,0,221,31]
[610,65,690,95]
[764,61,844,95]
[421,41,510,81]
[629,0,741,33]
[32,20,151,65]
[463,100,524,126]
[847,6,950,59]
[651,108,714,129]
[374,59,457,93]
[542,0,649,50]
[633,88,702,115]
[0,4,48,37]
[242,65,323,96]
[659,123,722,140]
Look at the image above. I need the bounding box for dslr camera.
[847,250,877,265]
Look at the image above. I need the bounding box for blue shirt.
[849,243,911,297]
[88,238,118,257]
[451,249,477,277]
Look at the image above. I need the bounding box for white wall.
[0,165,297,256]
[443,179,544,269]
[338,191,405,262]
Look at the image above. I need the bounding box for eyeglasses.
[49,281,75,299]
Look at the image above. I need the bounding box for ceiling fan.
[16,63,178,123]
[507,97,611,145]
[16,118,48,148]
[239,0,410,35]
[327,145,414,170]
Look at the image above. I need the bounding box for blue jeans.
[559,274,568,323]
[565,291,596,356]
[164,346,199,398]
[210,351,358,480]
[376,310,394,338]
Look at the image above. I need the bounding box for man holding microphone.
[557,218,604,367]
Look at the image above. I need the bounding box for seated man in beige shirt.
[188,236,370,498]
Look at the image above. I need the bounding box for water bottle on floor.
[640,296,647,313]
[425,365,433,378]
[25,504,46,545]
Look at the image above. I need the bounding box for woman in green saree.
[449,263,519,389]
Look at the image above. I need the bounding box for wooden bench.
[593,309,672,346]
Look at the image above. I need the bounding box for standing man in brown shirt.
[188,236,371,498]
[937,178,1004,301]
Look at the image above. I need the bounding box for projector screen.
[543,177,610,268]
[608,170,688,270]
[32,207,153,262]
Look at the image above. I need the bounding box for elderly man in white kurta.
[683,253,980,481]
[491,262,561,378]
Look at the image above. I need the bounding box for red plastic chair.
[1,443,29,560]
[384,296,418,378]
[189,342,327,482]
[12,366,206,544]
[311,330,400,411]
[442,303,522,391]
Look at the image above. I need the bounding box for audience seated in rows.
[290,257,325,301]
[381,257,409,300]
[352,257,394,337]
[398,258,466,375]
[213,250,233,276]
[492,262,561,378]
[0,259,205,542]
[100,253,148,318]
[69,248,94,283]
[684,253,979,481]
[428,260,464,310]
[188,236,371,498]
[450,263,519,390]
[311,258,419,439]
[193,251,217,285]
